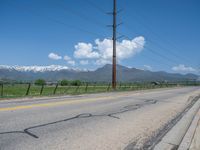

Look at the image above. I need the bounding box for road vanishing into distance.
[0,87,200,150]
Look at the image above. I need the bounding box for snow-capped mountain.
[0,65,77,73]
[0,64,199,82]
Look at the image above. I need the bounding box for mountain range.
[0,64,199,82]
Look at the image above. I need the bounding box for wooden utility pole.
[112,0,117,89]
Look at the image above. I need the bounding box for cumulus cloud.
[80,60,89,65]
[73,36,145,65]
[143,65,152,71]
[172,64,196,73]
[48,53,62,60]
[63,55,71,61]
[63,55,75,66]
[74,43,100,59]
[67,60,75,66]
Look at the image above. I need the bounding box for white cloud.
[172,64,196,73]
[80,60,89,65]
[63,55,75,66]
[73,36,145,65]
[67,60,75,66]
[48,53,62,60]
[49,36,145,67]
[63,55,71,61]
[74,43,100,59]
[95,59,110,65]
[143,65,152,71]
[96,36,145,65]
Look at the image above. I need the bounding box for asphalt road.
[0,87,200,150]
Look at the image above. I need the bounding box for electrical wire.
[6,0,107,38]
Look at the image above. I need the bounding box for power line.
[7,0,198,74]
[56,1,198,72]
[6,0,106,38]
[88,0,196,66]
[123,24,199,69]
[85,0,107,14]
[123,11,195,65]
[56,1,107,29]
[86,1,177,71]
[118,32,181,65]
[117,34,176,68]
[117,32,200,75]
[123,23,190,64]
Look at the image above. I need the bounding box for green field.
[0,82,191,99]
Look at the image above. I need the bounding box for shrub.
[60,80,70,86]
[71,80,81,86]
[35,79,46,86]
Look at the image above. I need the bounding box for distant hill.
[0,64,199,82]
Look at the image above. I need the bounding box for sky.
[0,0,200,74]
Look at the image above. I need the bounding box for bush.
[60,80,70,86]
[35,79,46,86]
[71,80,81,86]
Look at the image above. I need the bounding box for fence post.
[107,83,111,91]
[53,83,58,95]
[25,83,31,96]
[1,84,3,97]
[85,83,88,92]
[40,84,44,95]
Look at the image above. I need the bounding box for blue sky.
[0,0,199,74]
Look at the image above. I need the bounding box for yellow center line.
[0,93,136,112]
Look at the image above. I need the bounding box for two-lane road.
[0,87,200,150]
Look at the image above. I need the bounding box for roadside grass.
[2,84,28,97]
[0,83,198,99]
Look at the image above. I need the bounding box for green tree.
[60,80,70,86]
[35,79,46,86]
[71,80,81,86]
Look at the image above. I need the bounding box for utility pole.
[112,0,117,89]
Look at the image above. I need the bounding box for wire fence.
[0,81,199,99]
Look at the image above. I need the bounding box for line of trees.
[34,79,82,86]
[34,79,46,85]
[60,80,81,86]
[1,78,200,86]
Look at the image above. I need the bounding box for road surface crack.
[0,99,157,139]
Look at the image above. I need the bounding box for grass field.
[0,82,188,99]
